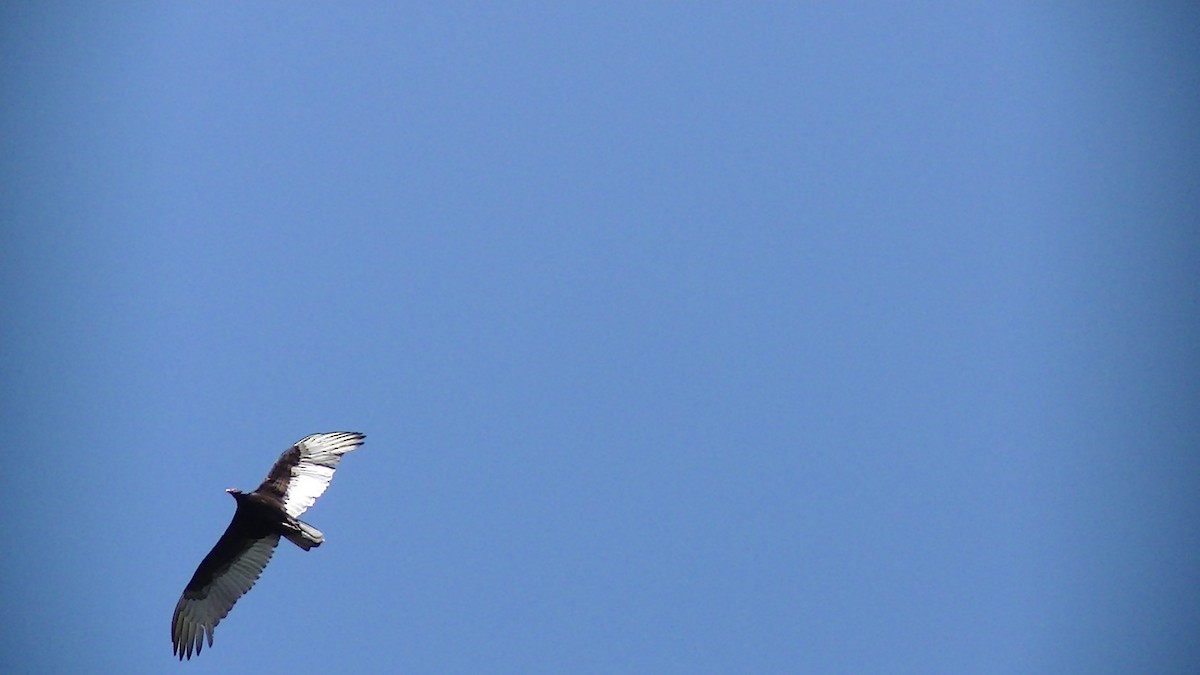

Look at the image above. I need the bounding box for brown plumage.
[171,432,365,660]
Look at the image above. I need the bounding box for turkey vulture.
[171,431,365,660]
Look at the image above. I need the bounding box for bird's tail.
[285,520,324,550]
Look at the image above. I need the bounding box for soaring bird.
[171,432,365,660]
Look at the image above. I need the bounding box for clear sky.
[2,4,1197,673]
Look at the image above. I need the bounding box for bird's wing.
[255,432,365,518]
[171,511,280,660]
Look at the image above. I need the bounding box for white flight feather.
[280,432,364,517]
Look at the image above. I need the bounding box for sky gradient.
[2,4,1198,673]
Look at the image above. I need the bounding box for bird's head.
[225,488,243,498]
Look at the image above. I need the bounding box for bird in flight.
[171,431,366,660]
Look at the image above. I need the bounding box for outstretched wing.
[255,432,365,518]
[172,511,280,660]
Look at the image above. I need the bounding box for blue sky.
[2,3,1197,673]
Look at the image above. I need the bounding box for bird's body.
[171,432,365,660]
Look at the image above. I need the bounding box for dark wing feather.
[171,509,280,660]
[254,432,365,517]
